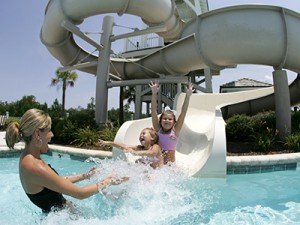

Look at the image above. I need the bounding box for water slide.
[42,1,300,177]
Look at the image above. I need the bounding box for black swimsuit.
[26,164,66,213]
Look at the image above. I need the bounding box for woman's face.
[160,114,175,130]
[39,127,54,152]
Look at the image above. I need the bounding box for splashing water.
[39,158,210,225]
[0,155,299,225]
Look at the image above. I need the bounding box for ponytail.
[6,122,21,149]
[5,109,51,149]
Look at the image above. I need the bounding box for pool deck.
[1,131,299,172]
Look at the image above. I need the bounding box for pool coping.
[0,143,112,158]
[1,142,299,165]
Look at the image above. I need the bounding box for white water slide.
[42,1,300,177]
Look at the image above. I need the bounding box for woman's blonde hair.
[6,109,51,148]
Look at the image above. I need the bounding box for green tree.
[87,97,95,111]
[48,99,63,119]
[8,96,47,117]
[119,86,135,124]
[50,69,78,114]
[0,101,9,115]
[109,105,132,126]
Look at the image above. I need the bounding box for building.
[219,78,272,93]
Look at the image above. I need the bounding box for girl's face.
[139,129,153,146]
[160,114,175,131]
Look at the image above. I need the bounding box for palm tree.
[51,69,78,114]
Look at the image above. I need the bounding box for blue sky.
[1,0,300,110]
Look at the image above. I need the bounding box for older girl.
[150,81,193,164]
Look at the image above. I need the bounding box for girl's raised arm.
[174,83,194,136]
[150,80,160,131]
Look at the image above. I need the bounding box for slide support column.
[95,16,114,126]
[134,85,142,119]
[272,69,291,140]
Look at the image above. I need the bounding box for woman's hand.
[97,174,129,190]
[109,176,129,185]
[149,80,159,94]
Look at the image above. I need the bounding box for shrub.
[71,126,99,148]
[226,114,253,141]
[98,127,119,151]
[99,127,119,141]
[251,111,276,134]
[251,127,278,152]
[292,111,300,133]
[67,109,98,129]
[51,118,77,145]
[285,133,300,152]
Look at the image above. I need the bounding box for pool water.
[0,153,299,225]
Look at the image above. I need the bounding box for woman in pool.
[5,108,128,213]
[98,128,163,169]
[150,80,194,164]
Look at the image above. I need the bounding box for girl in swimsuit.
[98,128,163,169]
[150,81,194,164]
[6,108,128,213]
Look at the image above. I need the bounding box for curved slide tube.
[42,4,300,77]
[41,0,183,76]
[42,2,300,177]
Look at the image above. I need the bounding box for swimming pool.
[1,152,299,225]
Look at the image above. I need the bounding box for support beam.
[183,0,202,16]
[146,102,150,117]
[158,88,162,114]
[177,82,182,93]
[58,61,97,72]
[134,85,142,119]
[61,20,104,50]
[107,76,189,88]
[95,16,114,125]
[272,69,291,140]
[204,67,213,93]
[111,25,167,41]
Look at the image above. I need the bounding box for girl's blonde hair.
[143,127,159,144]
[6,109,51,149]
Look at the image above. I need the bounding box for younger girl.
[98,128,163,169]
[150,81,193,164]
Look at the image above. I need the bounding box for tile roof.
[221,78,272,87]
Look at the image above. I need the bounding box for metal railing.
[141,83,179,101]
[123,33,164,52]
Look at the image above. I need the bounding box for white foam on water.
[201,202,300,225]
[40,159,208,225]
